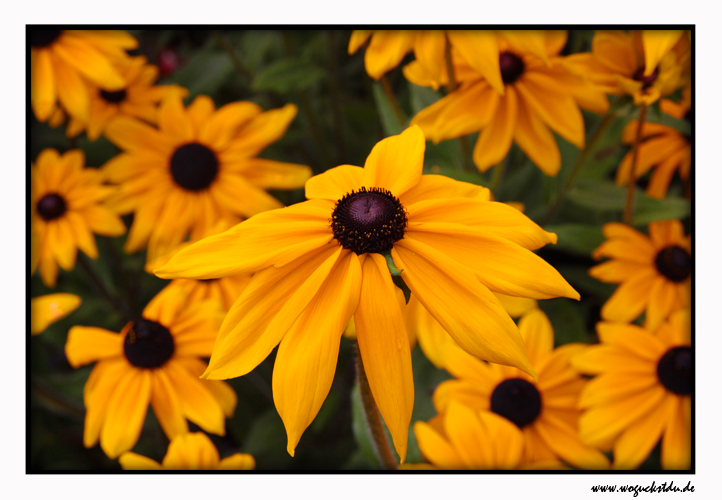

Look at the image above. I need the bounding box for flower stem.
[355,344,398,470]
[380,75,406,130]
[78,254,131,322]
[489,157,508,199]
[624,104,648,225]
[540,108,616,225]
[444,33,472,172]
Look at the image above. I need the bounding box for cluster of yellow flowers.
[30,29,692,471]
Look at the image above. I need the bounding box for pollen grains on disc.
[123,318,175,368]
[490,378,542,429]
[100,88,127,104]
[655,245,691,282]
[499,52,525,85]
[330,187,407,255]
[656,346,692,395]
[37,193,67,221]
[169,142,219,191]
[31,30,62,48]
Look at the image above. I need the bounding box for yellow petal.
[274,250,361,456]
[392,239,535,378]
[165,360,226,436]
[518,309,554,367]
[399,174,491,206]
[355,253,414,463]
[472,86,517,172]
[199,101,263,151]
[305,165,364,201]
[363,30,415,79]
[54,35,125,89]
[600,268,657,323]
[31,293,81,335]
[661,396,691,470]
[513,95,561,175]
[500,30,551,63]
[348,30,373,55]
[157,93,194,143]
[414,421,464,469]
[100,368,151,458]
[536,411,610,469]
[83,359,127,448]
[149,369,188,439]
[162,433,220,470]
[612,394,672,469]
[642,30,684,76]
[224,104,297,159]
[52,55,89,121]
[65,326,123,368]
[443,402,494,468]
[31,49,57,121]
[105,116,176,155]
[447,30,504,94]
[362,125,425,197]
[119,452,163,470]
[233,158,311,190]
[217,453,256,470]
[155,200,334,279]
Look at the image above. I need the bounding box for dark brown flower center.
[36,193,67,221]
[170,143,219,191]
[655,245,691,282]
[123,319,175,369]
[331,187,407,255]
[657,346,691,395]
[490,378,542,428]
[31,30,62,48]
[499,52,525,85]
[633,66,659,89]
[100,89,127,104]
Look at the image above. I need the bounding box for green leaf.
[168,50,235,96]
[538,298,589,346]
[409,83,441,115]
[543,224,605,257]
[252,58,325,93]
[372,82,405,136]
[242,408,288,458]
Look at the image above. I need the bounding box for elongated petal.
[613,394,672,469]
[392,239,535,378]
[31,49,56,121]
[363,126,425,197]
[31,293,81,335]
[165,360,226,436]
[217,454,256,470]
[274,250,361,456]
[405,223,579,300]
[414,421,464,469]
[157,94,194,142]
[513,95,561,175]
[83,359,127,448]
[305,165,364,201]
[227,104,297,159]
[536,412,610,469]
[150,369,188,439]
[472,87,517,172]
[355,253,414,463]
[66,326,123,367]
[235,158,311,190]
[447,30,503,94]
[53,55,89,121]
[662,396,691,470]
[363,30,415,79]
[642,30,684,77]
[100,368,152,458]
[119,453,163,470]
[105,116,176,154]
[163,433,220,469]
[406,198,556,250]
[399,174,491,206]
[444,402,493,468]
[54,36,125,89]
[600,269,657,322]
[155,200,334,279]
[348,30,372,54]
[203,246,343,380]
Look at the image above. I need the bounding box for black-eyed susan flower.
[348,30,446,82]
[119,432,254,470]
[566,30,690,106]
[30,29,136,122]
[65,287,235,459]
[431,308,609,469]
[103,93,312,263]
[63,56,186,141]
[411,402,527,469]
[409,30,609,175]
[616,85,691,199]
[571,311,691,469]
[31,149,126,287]
[156,126,579,462]
[590,220,690,332]
[30,293,81,335]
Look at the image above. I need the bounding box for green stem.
[444,33,472,172]
[380,75,406,130]
[489,158,508,199]
[624,104,648,225]
[355,345,398,470]
[540,108,616,225]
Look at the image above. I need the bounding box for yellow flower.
[571,311,691,469]
[409,31,609,175]
[102,93,312,263]
[120,432,255,470]
[590,220,690,332]
[65,287,235,459]
[431,308,609,469]
[156,126,578,462]
[63,55,186,141]
[31,149,126,287]
[348,30,446,81]
[30,29,137,122]
[30,293,81,335]
[412,402,527,469]
[616,85,691,199]
[566,30,690,106]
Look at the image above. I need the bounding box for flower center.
[36,193,67,221]
[100,89,127,104]
[654,245,691,282]
[331,187,407,255]
[123,318,175,369]
[490,378,542,428]
[633,66,659,89]
[499,52,525,85]
[31,30,62,48]
[169,143,219,191]
[656,346,691,395]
